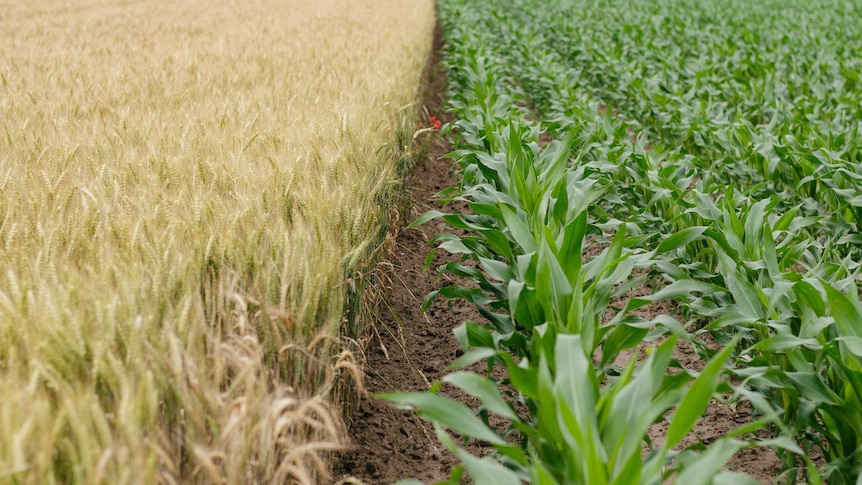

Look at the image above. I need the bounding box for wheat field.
[0,0,434,483]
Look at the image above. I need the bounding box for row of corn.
[388,0,862,483]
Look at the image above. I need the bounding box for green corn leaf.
[453,321,469,350]
[479,228,515,263]
[408,210,446,228]
[836,336,862,359]
[655,226,708,254]
[450,347,497,369]
[536,352,565,448]
[560,210,587,286]
[460,321,494,349]
[539,130,576,183]
[554,334,607,482]
[721,225,746,259]
[703,228,739,260]
[650,314,688,338]
[602,358,648,480]
[443,262,487,281]
[600,324,648,368]
[755,436,804,455]
[479,256,514,282]
[444,372,521,421]
[477,305,515,334]
[771,205,798,232]
[594,255,636,306]
[567,274,585,336]
[442,213,484,231]
[549,176,570,222]
[530,459,562,485]
[512,163,534,213]
[380,392,507,445]
[676,438,749,485]
[785,372,841,405]
[824,281,862,339]
[536,237,573,329]
[557,393,607,485]
[470,200,506,222]
[799,316,834,341]
[507,279,527,322]
[742,199,768,250]
[501,353,538,400]
[804,458,824,485]
[608,450,642,485]
[751,328,821,352]
[712,471,762,485]
[761,219,781,277]
[438,237,473,255]
[731,385,781,423]
[458,450,523,485]
[666,339,735,449]
[516,253,536,282]
[501,205,537,253]
[437,285,491,307]
[623,280,721,313]
[607,337,682,477]
[717,250,764,320]
[792,283,826,319]
[584,224,627,282]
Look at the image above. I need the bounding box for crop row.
[389,0,862,484]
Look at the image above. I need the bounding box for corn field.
[390,0,862,484]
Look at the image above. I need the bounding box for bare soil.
[335,20,783,485]
[333,22,471,484]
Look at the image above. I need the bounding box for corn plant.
[386,331,782,485]
[390,0,862,482]
[383,4,790,480]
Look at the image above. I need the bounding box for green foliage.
[390,0,862,483]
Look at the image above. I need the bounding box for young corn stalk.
[384,10,786,481]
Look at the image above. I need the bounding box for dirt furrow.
[334,22,470,484]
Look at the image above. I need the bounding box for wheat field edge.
[0,1,435,483]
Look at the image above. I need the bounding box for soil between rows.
[335,19,782,485]
[333,21,470,484]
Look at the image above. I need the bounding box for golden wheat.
[0,0,433,482]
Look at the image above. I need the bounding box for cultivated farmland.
[389,0,862,484]
[0,0,433,483]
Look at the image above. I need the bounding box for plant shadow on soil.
[336,21,783,485]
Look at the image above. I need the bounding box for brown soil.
[335,19,783,485]
[333,21,471,484]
